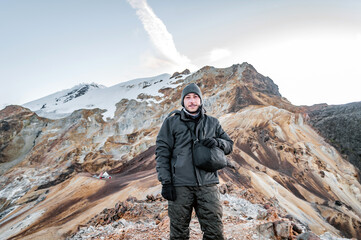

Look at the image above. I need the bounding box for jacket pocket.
[173,153,197,185]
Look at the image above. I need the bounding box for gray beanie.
[181,83,203,107]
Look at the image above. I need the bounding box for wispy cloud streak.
[127,0,194,70]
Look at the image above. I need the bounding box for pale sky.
[1,0,361,110]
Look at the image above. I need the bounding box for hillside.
[306,102,361,173]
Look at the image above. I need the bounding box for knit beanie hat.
[181,83,203,107]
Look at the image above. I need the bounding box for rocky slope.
[306,102,361,173]
[0,63,360,239]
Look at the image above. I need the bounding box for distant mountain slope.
[306,102,361,173]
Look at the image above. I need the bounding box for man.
[156,83,234,240]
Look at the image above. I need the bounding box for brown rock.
[274,221,291,239]
[170,72,180,79]
[226,181,234,192]
[158,217,170,231]
[102,208,109,214]
[155,193,163,201]
[147,194,156,202]
[257,209,268,220]
[292,223,303,234]
[112,214,120,221]
[266,209,279,221]
[219,184,228,194]
[126,196,137,202]
[155,210,168,221]
[181,69,190,75]
[115,201,121,211]
[257,222,276,239]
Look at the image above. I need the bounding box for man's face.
[184,93,201,113]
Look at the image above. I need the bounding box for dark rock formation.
[170,69,191,79]
[307,102,361,173]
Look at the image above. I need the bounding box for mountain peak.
[170,69,191,79]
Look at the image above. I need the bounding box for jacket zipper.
[194,119,203,186]
[186,121,201,186]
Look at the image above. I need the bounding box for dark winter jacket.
[156,108,233,186]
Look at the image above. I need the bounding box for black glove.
[202,138,218,148]
[161,184,176,201]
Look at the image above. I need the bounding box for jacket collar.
[180,106,205,122]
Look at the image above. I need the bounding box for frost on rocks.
[67,188,309,240]
[0,168,51,204]
[221,194,266,220]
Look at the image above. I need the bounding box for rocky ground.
[67,183,349,240]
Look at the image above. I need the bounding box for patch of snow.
[67,218,157,240]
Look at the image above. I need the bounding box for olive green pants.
[168,184,224,240]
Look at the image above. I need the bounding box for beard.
[185,104,201,114]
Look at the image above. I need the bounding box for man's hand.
[161,184,176,201]
[202,138,218,148]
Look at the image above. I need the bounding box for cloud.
[209,48,232,62]
[127,0,195,71]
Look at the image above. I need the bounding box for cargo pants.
[168,184,224,240]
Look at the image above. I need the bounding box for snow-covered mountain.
[23,72,188,120]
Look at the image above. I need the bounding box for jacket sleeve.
[155,117,174,185]
[215,120,233,155]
